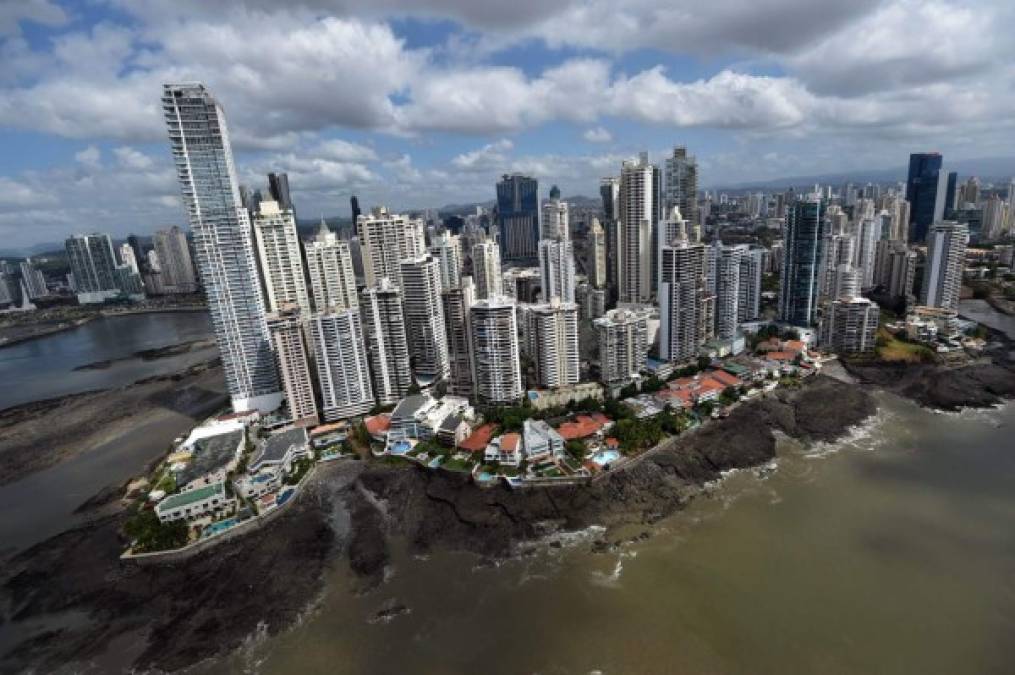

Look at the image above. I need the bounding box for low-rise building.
[250,428,311,474]
[526,382,604,411]
[173,429,245,493]
[234,468,283,500]
[388,394,474,441]
[485,432,522,465]
[155,482,237,523]
[522,419,565,462]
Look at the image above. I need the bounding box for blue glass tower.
[906,153,943,242]
[779,197,825,327]
[496,174,539,262]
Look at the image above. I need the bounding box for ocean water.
[208,393,1015,675]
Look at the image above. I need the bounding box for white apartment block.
[819,296,880,354]
[430,231,463,291]
[153,225,198,293]
[619,153,656,304]
[442,276,476,397]
[527,300,580,389]
[738,248,764,323]
[714,242,746,340]
[538,238,576,303]
[267,307,319,428]
[541,198,569,241]
[357,206,426,289]
[595,308,648,388]
[253,200,312,315]
[659,238,713,363]
[920,220,968,310]
[588,217,607,288]
[308,308,374,421]
[472,240,502,300]
[399,254,451,384]
[360,278,413,405]
[304,223,358,311]
[470,296,523,404]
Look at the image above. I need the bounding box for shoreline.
[0,374,877,673]
[0,306,208,351]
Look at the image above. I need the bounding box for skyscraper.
[19,260,48,300]
[664,146,699,240]
[127,234,146,273]
[350,195,361,226]
[267,307,319,428]
[779,197,824,326]
[360,279,412,405]
[541,189,569,240]
[920,220,968,310]
[738,248,765,323]
[538,238,575,303]
[357,207,426,288]
[906,152,946,242]
[162,82,281,412]
[853,216,882,290]
[470,296,523,405]
[267,172,293,211]
[496,174,539,261]
[658,235,713,363]
[595,308,648,389]
[65,233,120,304]
[713,242,746,340]
[118,243,140,275]
[471,240,502,300]
[304,221,358,311]
[399,255,450,384]
[430,230,463,291]
[527,299,580,389]
[818,297,879,354]
[588,217,607,288]
[308,309,374,421]
[600,176,621,290]
[152,225,198,294]
[253,199,312,315]
[442,276,475,397]
[618,153,656,303]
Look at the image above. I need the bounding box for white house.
[155,482,237,523]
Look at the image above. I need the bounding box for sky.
[1,0,1014,249]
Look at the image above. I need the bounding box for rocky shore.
[842,325,1015,411]
[0,375,875,673]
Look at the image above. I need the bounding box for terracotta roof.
[767,351,797,362]
[501,433,521,452]
[757,338,781,352]
[605,437,620,448]
[709,370,741,387]
[698,378,726,394]
[556,414,610,440]
[364,414,391,436]
[310,421,348,437]
[784,340,805,352]
[459,423,496,453]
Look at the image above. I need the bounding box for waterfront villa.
[250,428,311,473]
[155,481,237,523]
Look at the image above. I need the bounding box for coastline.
[0,358,226,487]
[0,374,876,673]
[0,316,97,349]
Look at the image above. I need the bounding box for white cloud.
[452,139,514,170]
[583,127,612,143]
[74,145,102,168]
[0,0,67,36]
[114,146,154,170]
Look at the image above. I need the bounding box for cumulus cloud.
[584,127,612,143]
[74,146,102,168]
[452,139,514,170]
[0,0,67,36]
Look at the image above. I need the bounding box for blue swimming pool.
[390,440,412,455]
[276,488,295,507]
[592,449,621,466]
[203,518,237,538]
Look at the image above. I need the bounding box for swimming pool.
[389,440,412,455]
[592,449,621,467]
[203,518,238,538]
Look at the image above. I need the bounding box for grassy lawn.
[876,328,936,363]
[442,457,474,473]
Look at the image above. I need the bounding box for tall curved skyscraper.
[162,82,282,413]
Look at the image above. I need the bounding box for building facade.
[357,207,427,289]
[65,233,121,303]
[819,297,879,354]
[471,240,502,300]
[267,307,319,427]
[308,309,374,421]
[496,174,539,262]
[304,222,358,311]
[527,300,580,389]
[779,197,825,327]
[253,200,311,315]
[469,296,523,404]
[163,82,281,412]
[153,225,198,294]
[399,254,451,384]
[920,220,968,310]
[595,308,648,388]
[360,278,413,405]
[538,238,576,303]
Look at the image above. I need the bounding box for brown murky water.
[209,393,1015,675]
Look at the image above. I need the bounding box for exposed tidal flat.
[1,309,1015,673]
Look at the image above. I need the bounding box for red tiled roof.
[605,437,620,448]
[709,370,741,387]
[501,433,520,452]
[556,414,610,440]
[364,414,391,436]
[767,351,797,362]
[310,421,348,437]
[757,338,781,352]
[784,340,805,353]
[698,378,726,394]
[459,423,496,453]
